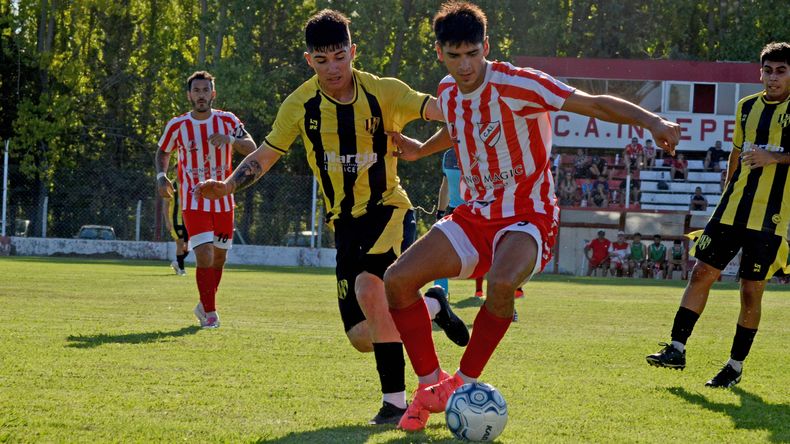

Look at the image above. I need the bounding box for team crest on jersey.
[696,234,712,250]
[364,117,381,135]
[187,140,197,152]
[477,121,502,147]
[778,113,790,128]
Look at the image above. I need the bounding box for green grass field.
[0,257,787,443]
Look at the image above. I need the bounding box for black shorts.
[333,206,412,332]
[692,220,784,281]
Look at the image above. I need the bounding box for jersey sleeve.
[158,118,180,153]
[264,96,302,155]
[498,66,575,116]
[732,100,745,151]
[381,77,431,129]
[228,113,248,139]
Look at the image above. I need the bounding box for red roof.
[513,56,762,83]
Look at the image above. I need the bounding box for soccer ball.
[445,382,508,441]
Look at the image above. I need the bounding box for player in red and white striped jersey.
[384,2,681,432]
[155,71,256,329]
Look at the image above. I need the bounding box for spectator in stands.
[551,151,562,182]
[573,148,590,179]
[667,239,688,280]
[618,170,641,207]
[671,152,688,181]
[609,231,630,277]
[704,140,726,172]
[689,186,708,211]
[625,137,643,171]
[629,232,647,277]
[590,182,609,208]
[585,230,611,276]
[558,170,579,206]
[643,139,656,170]
[588,154,609,179]
[647,234,668,278]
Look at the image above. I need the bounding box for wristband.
[156,172,167,181]
[228,135,236,145]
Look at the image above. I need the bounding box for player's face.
[760,60,790,101]
[305,44,356,95]
[436,39,490,94]
[187,79,215,113]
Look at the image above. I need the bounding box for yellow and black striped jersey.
[264,69,430,223]
[712,91,790,236]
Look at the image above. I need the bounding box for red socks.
[389,299,440,377]
[196,267,217,312]
[214,267,223,293]
[460,305,513,378]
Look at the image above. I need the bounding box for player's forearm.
[418,127,453,159]
[225,144,281,193]
[155,149,171,175]
[234,135,257,156]
[438,178,449,210]
[584,95,663,130]
[726,149,739,184]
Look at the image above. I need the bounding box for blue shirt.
[442,149,464,208]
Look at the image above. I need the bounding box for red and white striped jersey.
[158,109,246,212]
[437,61,574,220]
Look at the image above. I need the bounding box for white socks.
[383,391,407,409]
[457,369,477,385]
[671,340,685,352]
[727,358,744,373]
[424,296,441,320]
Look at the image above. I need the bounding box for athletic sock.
[457,370,477,385]
[383,391,407,409]
[214,267,224,293]
[196,267,217,312]
[730,323,758,362]
[459,305,512,378]
[670,306,700,346]
[475,277,484,293]
[176,253,187,270]
[417,368,442,386]
[373,342,406,406]
[389,299,440,378]
[424,296,441,320]
[726,358,744,373]
[671,341,685,352]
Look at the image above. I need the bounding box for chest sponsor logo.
[462,165,525,190]
[478,121,502,147]
[324,152,378,173]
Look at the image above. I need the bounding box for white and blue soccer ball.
[445,382,508,441]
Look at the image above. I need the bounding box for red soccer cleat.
[474,290,484,298]
[398,370,451,431]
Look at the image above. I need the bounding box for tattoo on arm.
[231,160,263,193]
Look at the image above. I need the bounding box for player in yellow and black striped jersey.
[193,9,469,425]
[164,181,189,276]
[647,42,790,388]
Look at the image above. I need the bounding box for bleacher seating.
[638,161,722,212]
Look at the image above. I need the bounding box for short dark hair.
[304,9,351,53]
[186,71,214,92]
[653,234,661,239]
[760,42,790,66]
[634,232,641,237]
[433,1,487,47]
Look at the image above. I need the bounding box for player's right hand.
[387,131,423,161]
[194,179,231,199]
[649,118,680,156]
[157,176,174,199]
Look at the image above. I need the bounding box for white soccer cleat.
[194,303,208,327]
[203,311,220,329]
[171,260,180,274]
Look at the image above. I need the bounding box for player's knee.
[383,264,413,298]
[346,323,373,353]
[486,274,518,300]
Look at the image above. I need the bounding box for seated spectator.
[667,239,688,280]
[624,137,643,171]
[704,140,726,172]
[647,235,668,279]
[558,172,579,206]
[609,231,631,277]
[628,232,647,277]
[618,171,641,206]
[588,154,609,179]
[584,230,611,276]
[590,182,609,208]
[573,148,591,178]
[670,153,688,181]
[689,186,708,211]
[643,139,656,170]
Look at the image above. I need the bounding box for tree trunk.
[213,2,226,63]
[386,0,413,77]
[198,0,207,66]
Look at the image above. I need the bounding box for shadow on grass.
[668,386,789,442]
[66,326,200,348]
[253,423,494,444]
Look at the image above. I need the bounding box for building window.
[665,82,717,114]
[667,83,692,112]
[716,83,736,115]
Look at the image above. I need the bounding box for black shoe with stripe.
[369,401,407,425]
[425,286,470,347]
[705,364,742,388]
[646,342,686,370]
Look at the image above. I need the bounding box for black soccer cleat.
[425,285,470,347]
[646,342,686,370]
[369,401,407,425]
[705,364,742,388]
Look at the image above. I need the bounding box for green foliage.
[2,1,790,238]
[0,257,788,442]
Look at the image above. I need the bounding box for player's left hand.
[194,179,231,199]
[209,133,233,146]
[649,118,681,156]
[387,131,423,161]
[741,149,777,169]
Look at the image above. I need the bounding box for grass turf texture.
[0,256,788,443]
